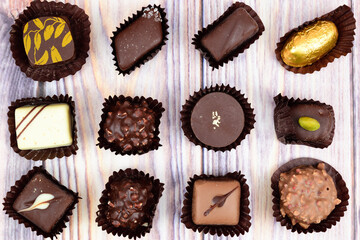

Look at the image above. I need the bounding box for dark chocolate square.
[12,173,75,233]
[3,167,79,238]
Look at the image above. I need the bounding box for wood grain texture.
[0,0,358,240]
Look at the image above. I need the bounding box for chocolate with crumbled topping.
[106,178,153,229]
[103,100,156,152]
[279,163,341,229]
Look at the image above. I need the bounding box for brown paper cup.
[271,158,349,233]
[110,4,169,75]
[180,84,255,152]
[193,2,265,69]
[275,5,356,74]
[97,95,165,155]
[3,166,80,239]
[273,94,335,148]
[95,168,164,239]
[181,171,251,237]
[7,94,78,160]
[10,0,91,81]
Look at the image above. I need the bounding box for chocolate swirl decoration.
[204,186,239,216]
[18,193,55,213]
[23,17,74,66]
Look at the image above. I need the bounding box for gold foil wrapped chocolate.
[281,21,338,67]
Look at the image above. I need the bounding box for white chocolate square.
[15,103,73,150]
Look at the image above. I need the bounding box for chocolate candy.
[281,21,338,67]
[279,163,341,229]
[201,8,259,62]
[273,94,335,148]
[192,179,240,225]
[190,92,244,148]
[104,100,156,152]
[98,96,164,156]
[23,17,75,66]
[15,103,73,150]
[96,168,164,239]
[193,2,264,68]
[106,178,153,229]
[271,158,349,233]
[3,167,80,238]
[181,171,251,236]
[275,5,356,74]
[181,85,255,151]
[112,5,169,74]
[12,173,76,233]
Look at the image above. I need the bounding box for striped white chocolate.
[15,103,73,150]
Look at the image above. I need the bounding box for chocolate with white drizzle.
[192,179,240,225]
[12,173,75,233]
[279,163,341,229]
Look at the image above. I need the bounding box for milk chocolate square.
[15,103,73,150]
[192,179,240,225]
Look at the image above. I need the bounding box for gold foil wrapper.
[281,21,338,67]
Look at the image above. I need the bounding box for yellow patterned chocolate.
[23,17,75,66]
[281,21,338,67]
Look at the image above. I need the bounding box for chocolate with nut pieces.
[97,96,164,155]
[279,163,341,229]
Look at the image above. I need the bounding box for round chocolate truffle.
[279,163,341,229]
[190,92,244,148]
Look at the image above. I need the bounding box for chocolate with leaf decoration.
[3,167,79,238]
[23,16,75,66]
[181,172,251,237]
[192,179,240,225]
[10,0,91,81]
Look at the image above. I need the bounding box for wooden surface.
[0,0,359,239]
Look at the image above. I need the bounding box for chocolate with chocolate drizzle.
[204,186,239,216]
